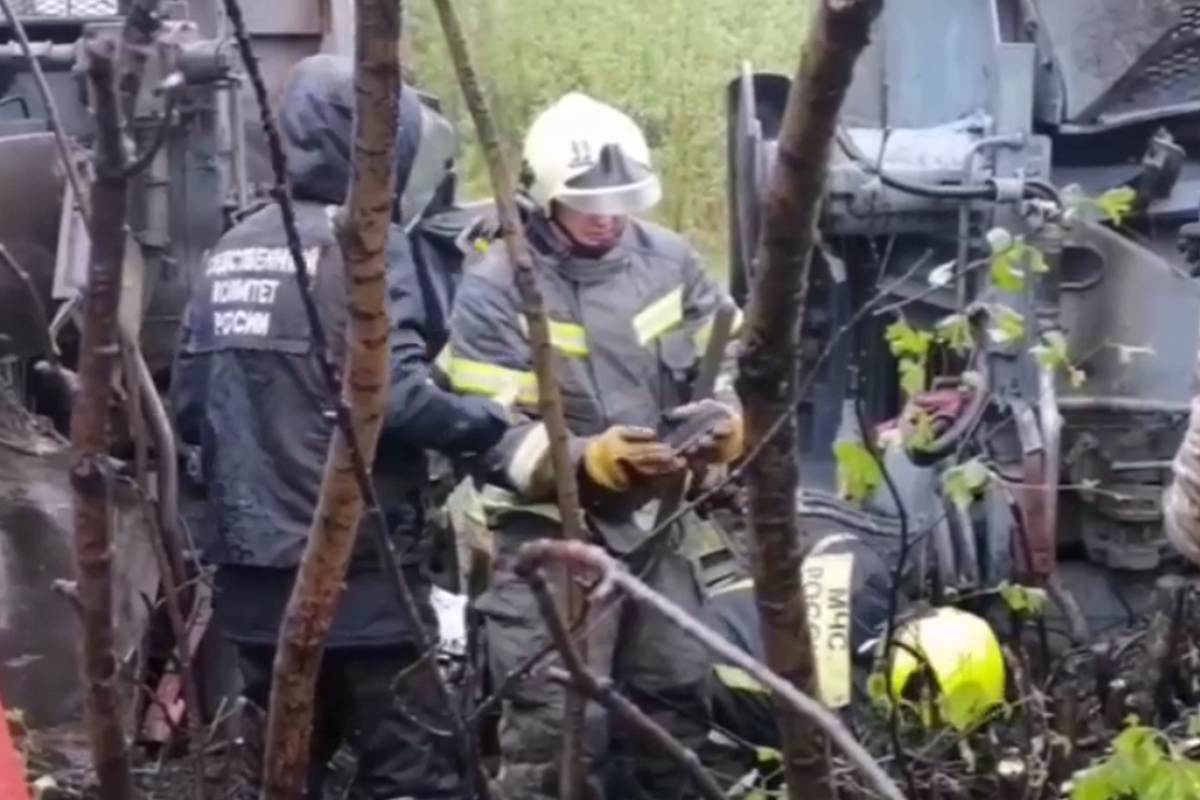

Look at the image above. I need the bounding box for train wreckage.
[0,0,1199,780]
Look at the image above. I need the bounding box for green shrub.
[410,0,810,269]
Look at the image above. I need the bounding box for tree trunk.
[427,1,589,795]
[70,34,138,800]
[259,2,400,797]
[734,2,882,799]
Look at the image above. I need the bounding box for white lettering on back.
[203,246,319,340]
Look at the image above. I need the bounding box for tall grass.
[410,0,809,268]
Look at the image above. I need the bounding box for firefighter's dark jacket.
[170,54,508,578]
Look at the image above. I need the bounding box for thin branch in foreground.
[427,0,590,794]
[736,0,883,797]
[514,539,907,800]
[69,33,137,800]
[515,558,727,800]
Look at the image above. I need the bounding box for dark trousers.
[237,644,463,800]
[477,513,712,800]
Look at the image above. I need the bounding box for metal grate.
[1104,1,1200,118]
[1,0,117,17]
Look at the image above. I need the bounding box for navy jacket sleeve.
[383,228,509,454]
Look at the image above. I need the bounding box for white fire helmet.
[521,92,662,216]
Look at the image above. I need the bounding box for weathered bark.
[733,2,882,799]
[258,2,400,798]
[70,34,138,800]
[427,1,589,795]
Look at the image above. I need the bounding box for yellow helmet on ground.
[886,606,1006,729]
[521,92,661,216]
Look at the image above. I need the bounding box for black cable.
[850,379,919,798]
[834,126,1064,208]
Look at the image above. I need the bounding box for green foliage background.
[409,0,811,267]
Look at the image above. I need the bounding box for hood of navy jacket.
[277,53,423,206]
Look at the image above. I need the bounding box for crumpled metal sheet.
[0,397,159,730]
[1031,0,1184,121]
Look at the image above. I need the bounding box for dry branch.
[513,539,907,800]
[516,560,728,800]
[258,2,400,797]
[734,1,882,798]
[428,0,590,794]
[70,33,138,800]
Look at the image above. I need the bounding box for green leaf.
[833,439,883,502]
[1026,244,1049,274]
[753,746,781,765]
[884,319,933,360]
[990,246,1026,292]
[936,313,974,353]
[1095,186,1136,226]
[998,581,1048,615]
[1144,763,1199,800]
[987,305,1026,345]
[943,458,991,510]
[905,409,936,451]
[1071,767,1119,800]
[897,357,926,397]
[1031,330,1071,370]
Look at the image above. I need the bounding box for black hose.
[835,127,1063,208]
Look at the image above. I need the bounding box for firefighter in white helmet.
[439,92,745,799]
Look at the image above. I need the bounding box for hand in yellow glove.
[663,399,745,467]
[582,425,685,492]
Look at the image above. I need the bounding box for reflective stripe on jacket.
[441,218,741,550]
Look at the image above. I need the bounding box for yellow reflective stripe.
[443,355,538,405]
[714,664,767,694]
[548,320,589,356]
[633,286,684,345]
[803,551,855,708]
[516,315,588,356]
[694,307,745,351]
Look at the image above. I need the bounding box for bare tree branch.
[258,2,400,797]
[516,558,728,800]
[515,539,907,800]
[735,0,883,797]
[69,32,138,800]
[427,0,591,793]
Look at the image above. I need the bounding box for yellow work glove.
[582,425,684,492]
[663,399,745,466]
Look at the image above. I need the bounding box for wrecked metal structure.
[0,0,373,741]
[728,0,1200,644]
